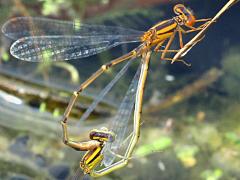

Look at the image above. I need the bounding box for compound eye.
[173,4,186,15]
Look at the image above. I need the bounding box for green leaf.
[53,108,60,117]
[201,169,223,180]
[2,52,9,62]
[39,102,47,112]
[54,62,80,84]
[135,136,172,157]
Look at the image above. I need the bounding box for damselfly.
[2,2,235,177]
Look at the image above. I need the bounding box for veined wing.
[78,58,134,123]
[9,35,140,62]
[2,17,143,61]
[69,166,89,180]
[2,17,144,40]
[102,63,141,167]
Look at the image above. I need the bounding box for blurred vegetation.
[221,47,240,100]
[0,0,240,180]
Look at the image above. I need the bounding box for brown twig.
[145,68,223,114]
[0,71,113,118]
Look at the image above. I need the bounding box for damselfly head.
[89,127,115,142]
[173,4,196,26]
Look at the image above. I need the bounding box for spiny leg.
[180,25,207,48]
[181,25,205,33]
[195,18,212,22]
[154,31,190,66]
[159,32,191,66]
[154,20,212,65]
[182,19,213,33]
[154,32,178,53]
[157,19,211,53]
[160,31,177,57]
[160,19,210,66]
[167,20,212,64]
[162,57,191,66]
[155,19,211,52]
[153,40,165,52]
[178,30,183,48]
[155,30,183,53]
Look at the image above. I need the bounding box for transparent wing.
[102,63,141,167]
[2,17,144,40]
[9,35,140,61]
[68,166,87,180]
[2,17,143,61]
[78,59,134,123]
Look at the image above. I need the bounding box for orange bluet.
[2,3,230,177]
